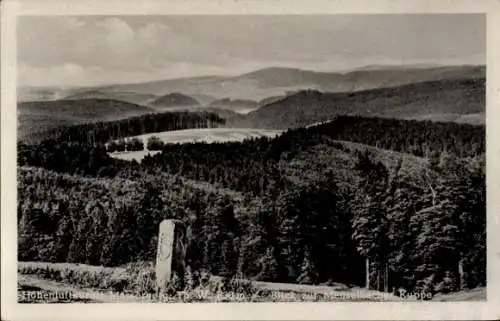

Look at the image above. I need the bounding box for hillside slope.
[18,99,155,140]
[282,138,429,193]
[227,78,485,129]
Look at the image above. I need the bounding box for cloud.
[97,17,136,55]
[17,15,485,87]
[18,61,245,88]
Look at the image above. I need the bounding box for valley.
[16,66,485,143]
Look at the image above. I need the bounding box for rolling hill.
[67,65,485,102]
[62,90,159,105]
[18,98,155,140]
[149,92,201,107]
[226,77,485,129]
[18,65,484,108]
[16,65,485,137]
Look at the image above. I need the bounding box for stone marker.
[156,219,188,292]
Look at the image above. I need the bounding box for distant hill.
[18,65,485,104]
[237,65,484,93]
[208,98,259,113]
[18,98,154,140]
[83,65,485,102]
[226,78,485,129]
[17,86,74,102]
[348,63,444,72]
[189,93,219,105]
[62,90,159,105]
[149,92,201,107]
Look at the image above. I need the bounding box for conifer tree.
[351,151,391,291]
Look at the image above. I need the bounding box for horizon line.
[18,62,486,89]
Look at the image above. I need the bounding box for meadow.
[109,128,283,161]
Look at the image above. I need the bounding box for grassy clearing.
[18,262,400,302]
[109,128,283,161]
[120,127,283,145]
[109,150,161,161]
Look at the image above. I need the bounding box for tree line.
[105,136,168,153]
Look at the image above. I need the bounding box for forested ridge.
[227,78,485,129]
[18,99,156,142]
[17,115,486,296]
[24,109,226,144]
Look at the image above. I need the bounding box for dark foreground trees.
[351,151,486,294]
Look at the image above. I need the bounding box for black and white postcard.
[1,0,499,320]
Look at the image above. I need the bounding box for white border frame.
[2,0,499,320]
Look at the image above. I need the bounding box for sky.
[17,14,485,88]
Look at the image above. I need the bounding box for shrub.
[146,136,164,151]
[125,138,144,151]
[115,139,126,152]
[221,276,255,296]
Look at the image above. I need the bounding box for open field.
[109,128,283,161]
[109,150,162,161]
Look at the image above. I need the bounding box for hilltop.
[149,92,201,107]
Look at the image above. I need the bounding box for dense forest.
[17,115,486,296]
[137,116,484,196]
